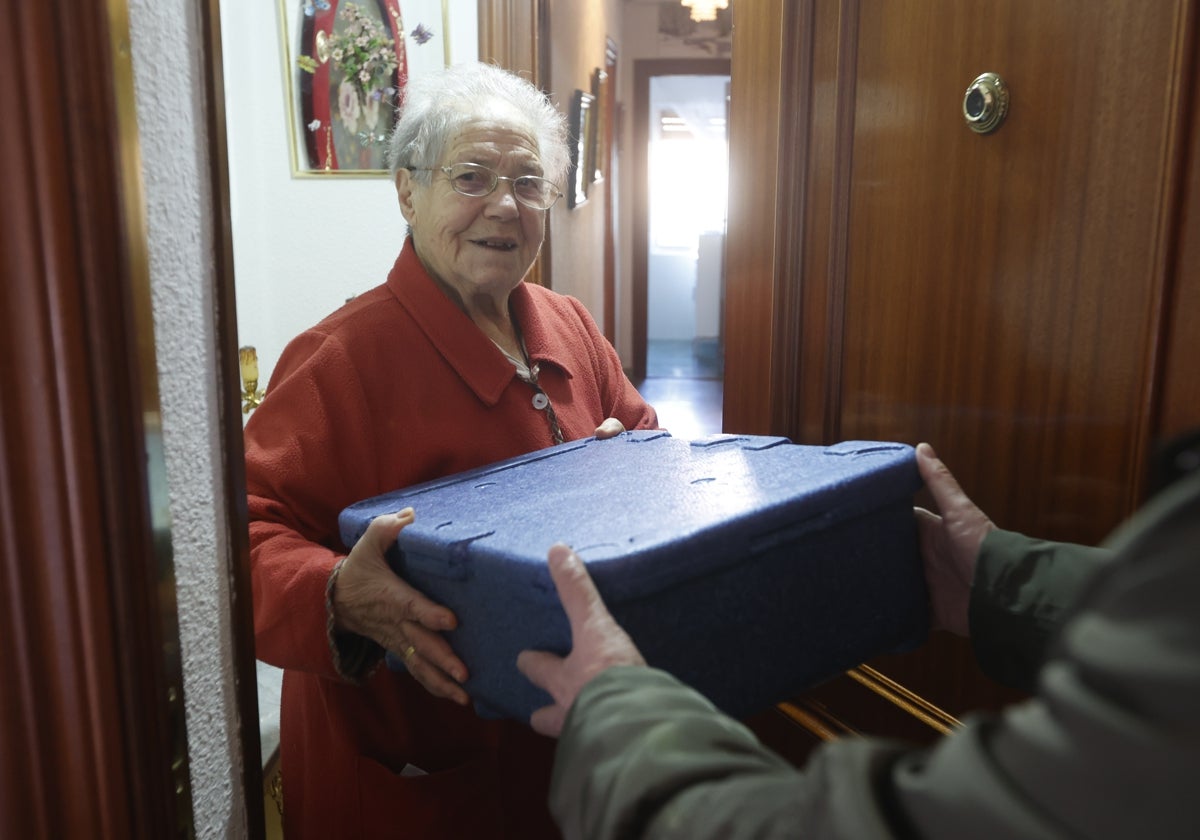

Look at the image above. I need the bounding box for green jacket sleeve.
[969,529,1111,692]
[550,666,909,840]
[551,473,1200,840]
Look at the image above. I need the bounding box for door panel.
[727,0,1198,729]
[839,0,1184,545]
[2,0,197,835]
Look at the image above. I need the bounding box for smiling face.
[396,114,548,317]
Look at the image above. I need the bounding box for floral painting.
[279,0,472,176]
[324,5,401,155]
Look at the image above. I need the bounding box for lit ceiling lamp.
[680,0,729,23]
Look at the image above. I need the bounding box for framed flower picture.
[589,65,607,184]
[567,89,594,209]
[277,0,473,176]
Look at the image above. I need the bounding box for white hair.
[387,62,569,186]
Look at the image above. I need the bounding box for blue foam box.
[338,432,928,722]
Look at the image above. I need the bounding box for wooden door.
[1,0,203,836]
[478,0,551,287]
[727,0,1199,740]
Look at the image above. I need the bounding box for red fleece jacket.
[244,241,657,838]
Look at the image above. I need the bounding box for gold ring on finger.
[401,644,416,662]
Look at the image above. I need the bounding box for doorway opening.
[632,61,730,438]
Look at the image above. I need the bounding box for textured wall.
[127,0,247,836]
[221,0,403,389]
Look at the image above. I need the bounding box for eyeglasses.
[411,162,563,211]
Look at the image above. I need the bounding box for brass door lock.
[963,73,1009,135]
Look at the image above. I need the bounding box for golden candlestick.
[239,346,265,413]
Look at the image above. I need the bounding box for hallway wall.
[543,0,622,321]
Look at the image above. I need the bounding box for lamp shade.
[681,0,728,22]
[238,346,259,386]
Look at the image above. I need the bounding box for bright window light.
[650,134,728,252]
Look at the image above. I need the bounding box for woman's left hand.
[333,508,470,705]
[594,417,625,439]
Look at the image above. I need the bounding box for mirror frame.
[198,0,267,834]
[2,0,195,835]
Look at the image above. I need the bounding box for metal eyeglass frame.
[408,162,563,210]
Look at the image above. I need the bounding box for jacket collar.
[386,240,574,407]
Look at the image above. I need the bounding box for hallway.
[636,339,723,439]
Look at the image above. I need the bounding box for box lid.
[339,432,920,604]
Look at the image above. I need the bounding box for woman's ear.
[395,169,417,225]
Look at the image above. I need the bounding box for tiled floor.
[646,338,723,379]
[637,340,724,439]
[636,376,724,439]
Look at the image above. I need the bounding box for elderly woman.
[244,62,658,839]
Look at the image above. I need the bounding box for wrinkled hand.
[913,443,995,637]
[594,417,626,439]
[517,544,646,737]
[333,508,470,705]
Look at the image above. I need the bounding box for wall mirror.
[212,0,543,823]
[222,0,479,403]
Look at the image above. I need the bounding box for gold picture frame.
[567,89,594,208]
[590,65,607,184]
[277,0,457,177]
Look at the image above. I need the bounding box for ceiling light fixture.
[680,0,728,23]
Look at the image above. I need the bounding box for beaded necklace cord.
[494,319,564,446]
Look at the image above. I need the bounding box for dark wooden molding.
[478,0,552,288]
[602,37,619,343]
[725,0,787,433]
[477,0,542,80]
[198,0,266,836]
[770,0,815,439]
[1,1,192,837]
[1152,0,1200,457]
[819,0,860,444]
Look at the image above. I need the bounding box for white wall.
[645,71,729,343]
[220,0,478,390]
[648,252,697,339]
[696,231,724,339]
[127,0,246,836]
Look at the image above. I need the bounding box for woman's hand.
[594,417,625,439]
[333,508,470,705]
[517,544,646,737]
[913,443,995,637]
